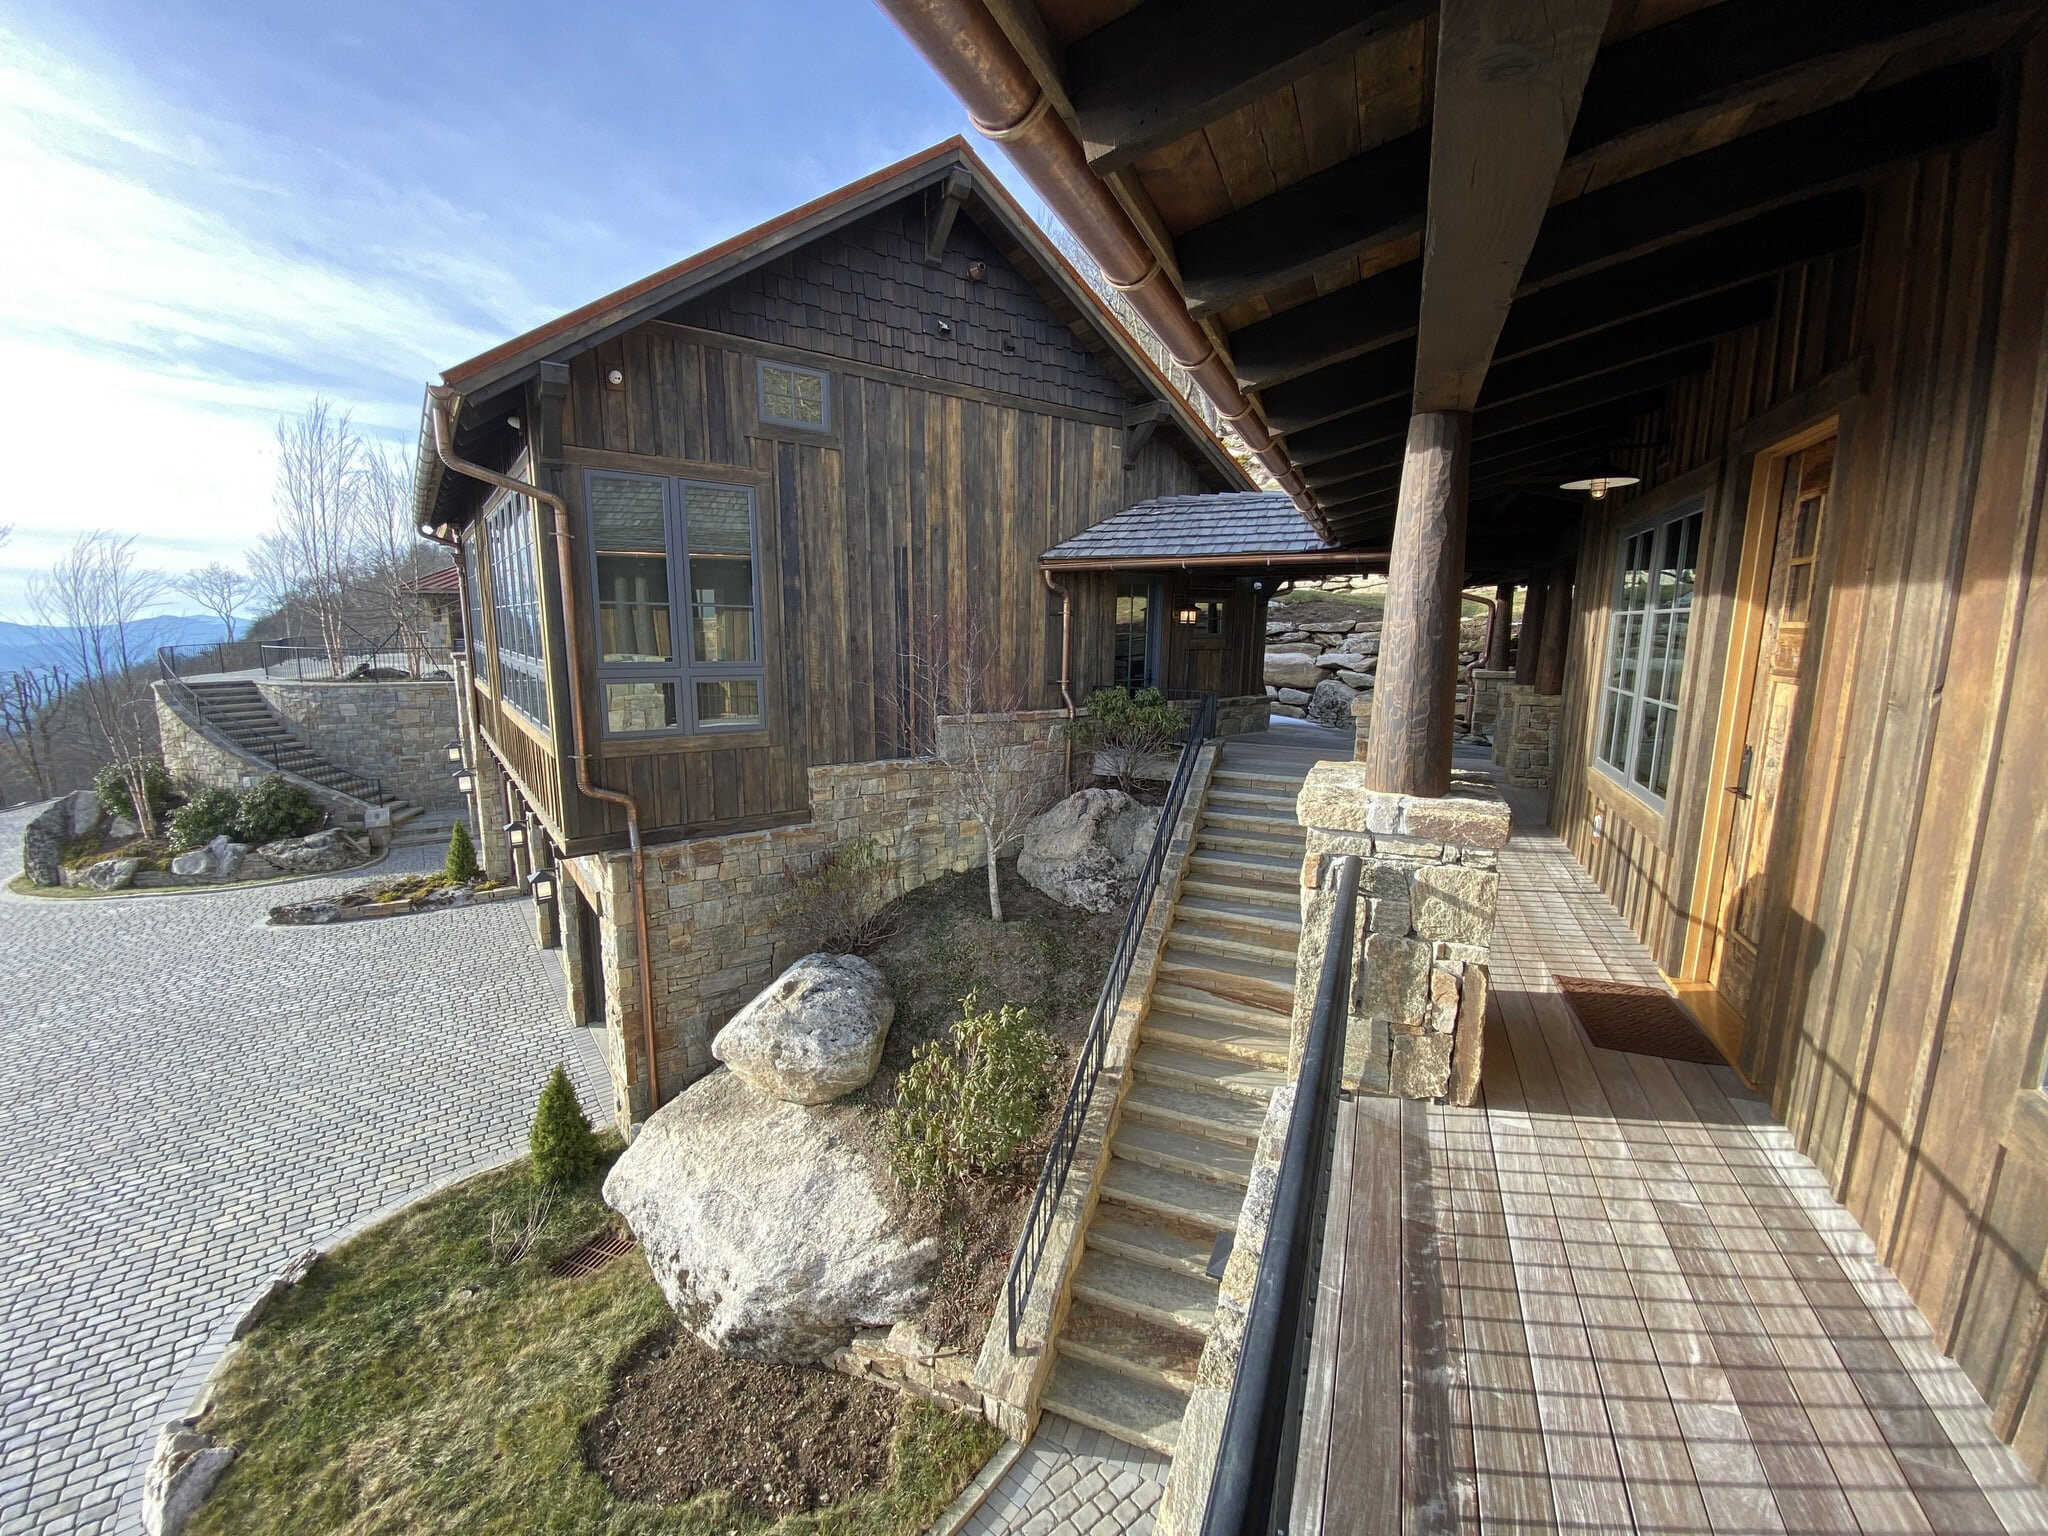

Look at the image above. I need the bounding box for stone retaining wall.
[154,685,392,844]
[568,712,1071,1128]
[257,680,460,811]
[1469,667,1515,738]
[1493,686,1562,788]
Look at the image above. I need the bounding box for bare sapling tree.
[0,664,66,800]
[28,532,170,835]
[907,599,1044,921]
[176,561,250,643]
[356,445,434,672]
[271,397,364,675]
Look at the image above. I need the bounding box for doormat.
[549,1228,638,1279]
[1555,976,1726,1064]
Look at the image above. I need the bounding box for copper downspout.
[876,0,1320,523]
[1041,566,1076,782]
[426,386,662,1114]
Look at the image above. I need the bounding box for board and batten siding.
[508,317,1212,849]
[1549,32,2048,1472]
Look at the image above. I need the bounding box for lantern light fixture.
[527,868,558,904]
[504,821,528,850]
[454,770,476,796]
[444,742,465,766]
[1560,453,1642,501]
[1175,599,1202,626]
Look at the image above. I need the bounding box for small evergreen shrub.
[234,776,321,843]
[446,822,480,883]
[1066,686,1184,792]
[530,1066,599,1187]
[94,759,175,824]
[883,991,1059,1194]
[782,836,898,956]
[168,788,242,850]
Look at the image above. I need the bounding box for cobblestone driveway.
[0,804,608,1535]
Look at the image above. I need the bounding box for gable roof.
[416,138,1250,526]
[1041,492,1353,568]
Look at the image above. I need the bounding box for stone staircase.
[1038,746,1304,1455]
[180,679,422,826]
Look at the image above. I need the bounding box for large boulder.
[141,1423,234,1536]
[1306,678,1357,728]
[207,836,247,880]
[712,953,894,1105]
[1263,650,1325,689]
[64,788,105,839]
[68,857,140,891]
[255,828,363,875]
[604,1070,937,1362]
[20,798,69,885]
[1017,788,1160,913]
[170,849,213,880]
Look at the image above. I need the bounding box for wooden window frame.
[583,467,767,740]
[1594,498,1704,813]
[483,489,552,733]
[756,358,831,432]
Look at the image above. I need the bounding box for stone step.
[1143,1009,1292,1073]
[1210,767,1306,793]
[387,803,423,825]
[1168,922,1299,969]
[1205,782,1299,807]
[1132,1042,1288,1102]
[1186,848,1300,887]
[1084,1205,1222,1280]
[1122,1070,1274,1147]
[1157,948,1295,1014]
[1040,1354,1187,1456]
[1059,1298,1203,1396]
[1112,1119,1253,1187]
[1201,800,1301,829]
[1176,874,1301,911]
[1176,890,1301,926]
[1072,1249,1219,1335]
[1099,1154,1246,1231]
[1196,829,1307,860]
[1149,981,1290,1028]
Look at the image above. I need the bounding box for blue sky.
[0,0,1042,614]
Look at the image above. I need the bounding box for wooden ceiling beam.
[1288,385,1660,469]
[1311,418,1642,502]
[1478,281,1777,406]
[1179,23,1999,325]
[1228,59,1982,391]
[1473,346,1705,440]
[1067,0,1431,175]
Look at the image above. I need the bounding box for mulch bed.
[583,1327,900,1515]
[1556,974,1726,1064]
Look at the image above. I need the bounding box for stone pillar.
[1469,668,1516,738]
[1363,411,1470,797]
[530,815,559,949]
[1505,692,1563,788]
[1350,692,1373,762]
[1485,582,1515,671]
[1292,759,1509,1103]
[1514,570,1548,686]
[470,749,511,884]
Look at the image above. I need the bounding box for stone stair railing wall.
[257,679,461,812]
[152,682,401,845]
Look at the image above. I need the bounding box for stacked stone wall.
[257,680,460,811]
[569,712,1070,1128]
[1493,686,1562,787]
[154,685,392,841]
[1469,667,1515,739]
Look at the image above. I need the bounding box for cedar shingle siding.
[669,204,1129,417]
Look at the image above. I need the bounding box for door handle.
[1731,744,1754,799]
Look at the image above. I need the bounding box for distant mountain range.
[0,616,229,678]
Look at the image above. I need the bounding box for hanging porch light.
[1560,454,1642,500]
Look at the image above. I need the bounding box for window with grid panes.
[1596,503,1702,803]
[484,493,550,730]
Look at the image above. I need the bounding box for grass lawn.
[189,1151,1001,1536]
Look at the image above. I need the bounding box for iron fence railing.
[1198,853,1362,1536]
[257,626,437,681]
[155,638,265,679]
[1004,689,1219,1350]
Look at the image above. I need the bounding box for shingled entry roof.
[1042,492,1338,565]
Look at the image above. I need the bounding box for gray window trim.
[483,488,551,734]
[755,357,832,432]
[583,467,767,739]
[1594,496,1704,812]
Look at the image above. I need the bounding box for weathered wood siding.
[1548,34,2048,1471]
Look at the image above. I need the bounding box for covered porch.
[1291,759,2048,1535]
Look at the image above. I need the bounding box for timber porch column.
[1534,563,1574,696]
[1514,571,1549,686]
[1485,582,1515,671]
[1363,412,1472,797]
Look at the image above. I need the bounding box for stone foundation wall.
[1494,687,1562,788]
[569,712,1071,1128]
[1469,668,1515,739]
[1215,694,1272,736]
[257,680,460,811]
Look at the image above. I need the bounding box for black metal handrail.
[155,646,384,807]
[1200,853,1362,1536]
[257,625,429,681]
[1005,689,1219,1350]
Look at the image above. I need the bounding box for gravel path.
[0,803,609,1534]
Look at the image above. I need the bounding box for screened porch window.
[1113,576,1156,690]
[1597,503,1702,803]
[485,492,550,730]
[587,469,764,736]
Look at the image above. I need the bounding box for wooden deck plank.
[1320,1094,1404,1536]
[1400,1098,1457,1536]
[1289,1098,1357,1534]
[1427,1099,1484,1534]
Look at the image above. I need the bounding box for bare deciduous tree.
[176,561,250,642]
[0,664,66,800]
[356,446,434,672]
[28,532,169,835]
[271,397,364,674]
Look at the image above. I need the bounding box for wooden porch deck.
[1292,763,2048,1535]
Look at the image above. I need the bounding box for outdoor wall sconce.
[454,770,476,796]
[1175,600,1202,626]
[504,822,527,850]
[528,868,558,905]
[444,742,465,766]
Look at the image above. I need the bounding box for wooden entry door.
[1711,437,1834,1015]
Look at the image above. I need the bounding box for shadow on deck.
[1287,753,2048,1535]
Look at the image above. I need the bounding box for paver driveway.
[0,802,610,1534]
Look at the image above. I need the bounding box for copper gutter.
[877,0,1323,530]
[426,386,662,1114]
[1039,551,1386,572]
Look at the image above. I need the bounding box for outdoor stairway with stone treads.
[181,679,422,824]
[1039,746,1304,1456]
